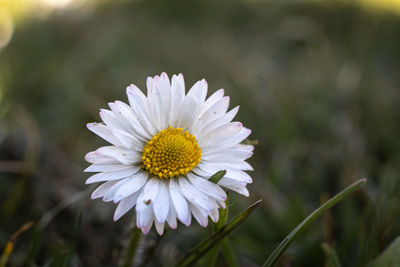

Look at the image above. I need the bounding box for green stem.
[221,238,239,267]
[321,242,342,267]
[122,227,142,267]
[206,194,230,266]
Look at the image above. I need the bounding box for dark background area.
[1,0,400,266]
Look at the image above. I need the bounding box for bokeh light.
[0,8,13,50]
[39,0,75,9]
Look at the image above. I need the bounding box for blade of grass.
[175,199,262,267]
[0,220,35,267]
[263,178,367,267]
[209,170,226,184]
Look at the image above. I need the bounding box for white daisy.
[85,72,253,235]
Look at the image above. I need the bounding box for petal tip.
[113,214,120,221]
[181,218,191,227]
[141,226,151,235]
[126,84,135,94]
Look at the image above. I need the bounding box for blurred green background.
[1,0,400,266]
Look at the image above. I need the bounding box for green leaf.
[209,170,226,184]
[122,226,142,267]
[262,178,367,267]
[321,243,342,267]
[367,236,400,267]
[175,199,262,267]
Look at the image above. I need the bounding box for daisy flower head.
[85,73,254,235]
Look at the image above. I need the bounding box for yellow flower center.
[141,126,202,179]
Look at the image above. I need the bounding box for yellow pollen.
[142,126,202,179]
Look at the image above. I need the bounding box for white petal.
[114,171,148,202]
[189,204,208,227]
[136,204,154,230]
[103,179,130,202]
[127,84,146,107]
[155,220,165,235]
[197,162,252,183]
[203,149,253,163]
[237,144,254,151]
[141,215,154,234]
[203,127,252,151]
[200,122,243,147]
[218,199,227,209]
[224,169,252,183]
[178,177,213,211]
[85,151,118,164]
[199,88,224,117]
[218,177,249,196]
[177,79,207,130]
[203,144,254,156]
[113,191,140,221]
[86,123,123,146]
[177,95,203,130]
[153,181,169,223]
[136,178,160,212]
[209,208,220,223]
[146,76,163,131]
[199,106,239,137]
[99,109,125,131]
[113,98,151,140]
[86,166,140,184]
[187,79,207,103]
[126,84,157,135]
[169,178,191,226]
[111,128,144,151]
[91,180,120,199]
[159,73,172,129]
[210,161,254,171]
[151,73,171,130]
[197,96,229,129]
[170,74,185,126]
[166,195,178,229]
[186,173,226,201]
[84,164,129,173]
[96,146,141,165]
